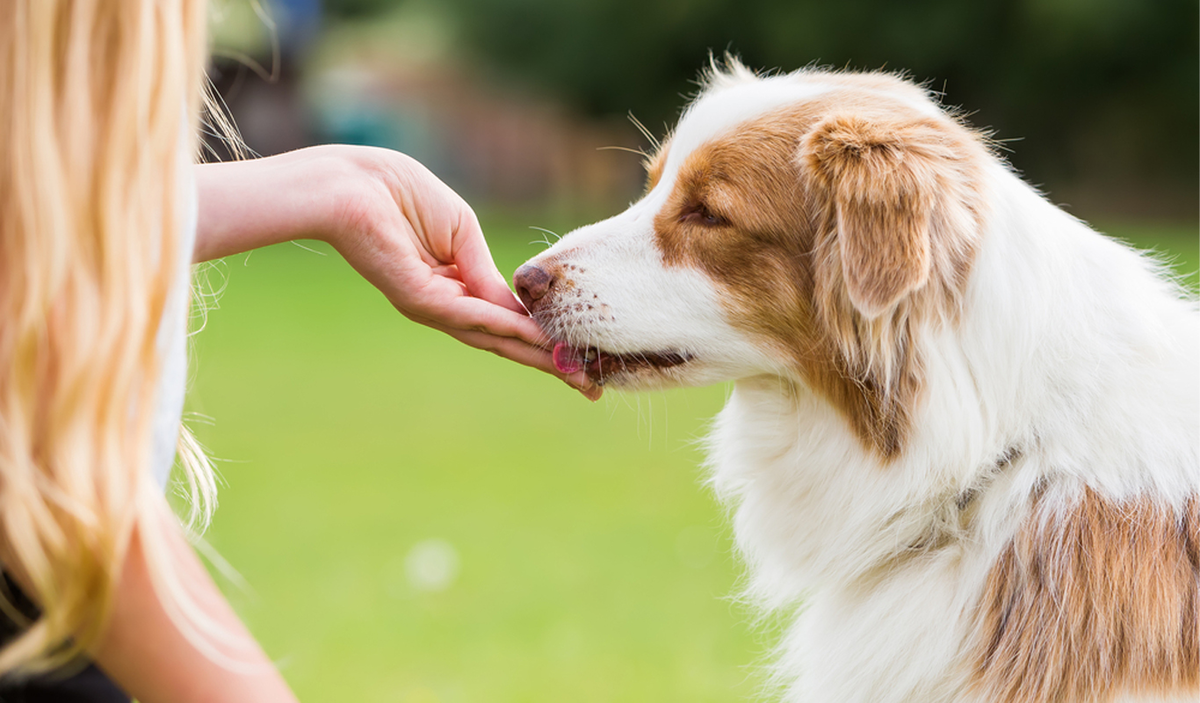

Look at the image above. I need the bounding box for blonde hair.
[0,0,221,675]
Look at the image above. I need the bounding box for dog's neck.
[706,376,1003,602]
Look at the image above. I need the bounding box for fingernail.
[567,379,601,402]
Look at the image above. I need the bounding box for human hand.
[195,145,600,399]
[320,146,601,399]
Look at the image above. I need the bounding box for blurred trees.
[324,0,1198,217]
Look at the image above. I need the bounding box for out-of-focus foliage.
[344,0,1196,214]
[322,0,392,17]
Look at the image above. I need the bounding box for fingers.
[422,321,601,401]
[430,263,461,280]
[414,289,551,349]
[450,212,529,316]
[405,279,601,400]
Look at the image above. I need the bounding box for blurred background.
[189,1,1198,701]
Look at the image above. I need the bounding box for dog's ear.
[802,114,953,319]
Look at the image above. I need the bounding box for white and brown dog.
[514,62,1198,703]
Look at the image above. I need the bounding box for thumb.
[453,212,528,315]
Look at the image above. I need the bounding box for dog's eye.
[681,203,726,227]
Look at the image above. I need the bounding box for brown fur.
[806,114,939,317]
[644,145,667,193]
[972,490,1200,703]
[650,81,988,457]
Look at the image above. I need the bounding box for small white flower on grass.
[405,538,461,593]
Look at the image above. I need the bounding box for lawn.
[186,215,1197,702]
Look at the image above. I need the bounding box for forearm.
[194,148,349,262]
[91,505,298,703]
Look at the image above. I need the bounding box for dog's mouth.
[552,342,692,383]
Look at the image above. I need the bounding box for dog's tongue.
[553,342,588,374]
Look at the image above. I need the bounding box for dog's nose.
[514,263,555,311]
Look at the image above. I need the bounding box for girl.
[0,2,596,701]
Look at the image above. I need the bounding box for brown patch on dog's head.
[972,490,1200,702]
[651,78,987,457]
[643,140,668,193]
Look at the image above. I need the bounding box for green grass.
[187,217,1196,702]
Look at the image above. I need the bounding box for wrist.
[194,146,363,260]
[312,146,433,261]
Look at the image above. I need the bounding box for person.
[0,2,597,701]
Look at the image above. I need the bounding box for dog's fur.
[514,63,1199,702]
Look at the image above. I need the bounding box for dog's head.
[516,63,990,456]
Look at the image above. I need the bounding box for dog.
[514,62,1199,702]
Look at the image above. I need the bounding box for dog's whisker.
[597,145,649,158]
[528,225,563,243]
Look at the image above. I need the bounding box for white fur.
[523,67,1199,702]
